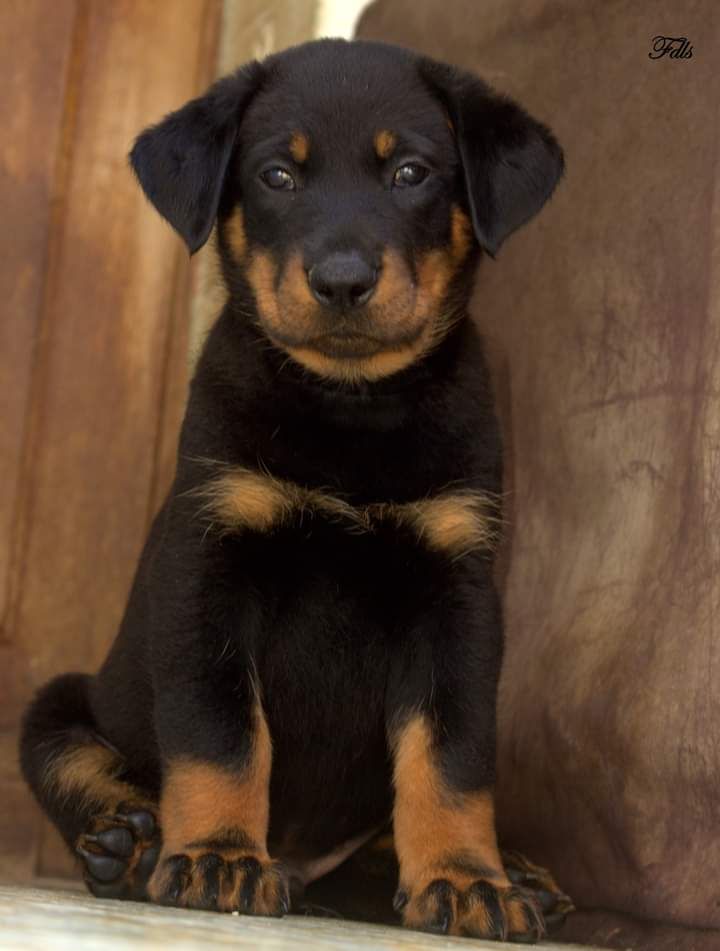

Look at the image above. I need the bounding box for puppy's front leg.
[149,689,287,915]
[143,535,287,917]
[390,562,545,942]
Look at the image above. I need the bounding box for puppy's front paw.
[149,849,289,916]
[397,873,545,943]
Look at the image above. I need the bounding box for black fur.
[20,38,563,933]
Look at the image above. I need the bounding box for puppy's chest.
[198,465,499,562]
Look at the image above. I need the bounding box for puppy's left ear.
[420,60,564,256]
[130,61,263,254]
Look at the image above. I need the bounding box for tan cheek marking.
[392,715,507,898]
[44,743,138,813]
[372,250,414,311]
[374,129,397,159]
[158,700,272,857]
[450,204,473,264]
[415,249,454,315]
[225,206,247,261]
[246,251,280,324]
[289,131,309,164]
[413,206,473,325]
[253,252,317,343]
[280,251,315,306]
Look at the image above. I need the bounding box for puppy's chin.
[263,320,438,384]
[306,333,385,360]
[263,320,428,357]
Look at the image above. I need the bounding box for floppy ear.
[420,60,564,256]
[129,62,263,254]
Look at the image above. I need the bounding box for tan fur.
[372,249,415,312]
[374,129,397,159]
[158,699,272,856]
[282,251,317,313]
[391,718,547,939]
[280,342,434,384]
[198,469,294,534]
[246,251,281,325]
[397,493,498,557]
[147,699,281,912]
[225,206,247,261]
[415,249,457,324]
[198,467,498,557]
[44,742,136,812]
[196,467,356,536]
[289,131,309,163]
[450,204,473,264]
[392,715,507,894]
[247,250,317,345]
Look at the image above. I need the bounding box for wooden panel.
[0,0,76,623]
[0,0,78,886]
[0,0,221,883]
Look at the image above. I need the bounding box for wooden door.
[0,0,223,884]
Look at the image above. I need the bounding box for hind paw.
[76,803,160,901]
[501,850,574,933]
[399,875,546,943]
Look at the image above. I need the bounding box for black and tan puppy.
[20,39,567,941]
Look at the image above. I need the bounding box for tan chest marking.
[197,467,498,558]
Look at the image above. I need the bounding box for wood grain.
[0,886,595,951]
[1,0,221,883]
[0,0,79,885]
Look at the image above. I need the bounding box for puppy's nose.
[308,252,378,309]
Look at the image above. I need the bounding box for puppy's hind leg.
[20,673,160,900]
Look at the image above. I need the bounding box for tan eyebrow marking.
[289,131,309,163]
[196,467,499,558]
[374,129,397,160]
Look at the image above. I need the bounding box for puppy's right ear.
[129,62,263,254]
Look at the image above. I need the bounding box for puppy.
[20,39,565,941]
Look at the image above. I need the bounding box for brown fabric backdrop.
[358,1,720,944]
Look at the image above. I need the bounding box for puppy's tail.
[19,673,137,849]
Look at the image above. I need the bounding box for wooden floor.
[0,886,599,951]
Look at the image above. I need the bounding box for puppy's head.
[131,40,563,383]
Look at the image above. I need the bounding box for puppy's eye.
[261,167,296,191]
[392,163,428,188]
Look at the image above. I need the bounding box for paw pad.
[76,804,160,901]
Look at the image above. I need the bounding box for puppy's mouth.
[266,320,428,361]
[308,331,387,359]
